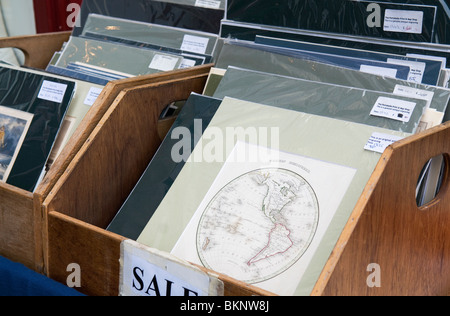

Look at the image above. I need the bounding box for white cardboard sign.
[120,240,224,297]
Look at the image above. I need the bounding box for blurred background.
[0,0,83,64]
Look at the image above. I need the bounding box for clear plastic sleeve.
[47,36,185,84]
[227,40,413,81]
[212,66,428,134]
[107,93,222,239]
[226,0,445,44]
[150,0,225,10]
[214,42,450,117]
[0,66,75,191]
[81,14,220,57]
[220,20,450,68]
[0,64,104,172]
[137,96,413,296]
[254,36,443,86]
[72,0,224,36]
[384,0,450,44]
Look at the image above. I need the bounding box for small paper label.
[393,85,434,109]
[371,96,417,122]
[383,9,424,34]
[360,64,398,78]
[195,0,221,9]
[180,35,209,55]
[120,240,223,297]
[179,58,197,69]
[365,132,404,153]
[406,54,447,69]
[83,87,103,106]
[387,58,426,83]
[38,80,68,103]
[149,54,179,72]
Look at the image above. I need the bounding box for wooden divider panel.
[0,184,36,269]
[0,33,213,278]
[48,212,125,296]
[45,74,210,295]
[316,122,450,296]
[0,32,71,69]
[38,64,213,199]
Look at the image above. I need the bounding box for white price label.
[360,64,398,79]
[149,55,179,72]
[370,96,417,122]
[180,35,209,55]
[179,58,197,69]
[38,80,68,103]
[195,0,221,9]
[387,58,426,84]
[393,85,434,109]
[83,87,103,106]
[364,132,404,154]
[383,9,424,34]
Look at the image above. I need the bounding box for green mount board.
[213,67,428,134]
[107,93,222,239]
[137,97,412,296]
[215,43,450,116]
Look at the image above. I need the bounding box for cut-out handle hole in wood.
[416,154,448,208]
[159,100,186,120]
[157,100,186,141]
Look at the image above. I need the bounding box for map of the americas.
[196,168,320,284]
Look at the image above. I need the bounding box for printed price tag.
[364,132,404,154]
[149,54,180,72]
[360,65,398,79]
[393,85,434,109]
[195,0,221,9]
[387,58,426,84]
[179,59,197,69]
[384,9,424,34]
[83,87,103,106]
[370,96,416,122]
[181,35,209,55]
[38,80,68,103]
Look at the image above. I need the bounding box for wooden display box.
[318,124,450,296]
[0,32,72,273]
[44,72,273,297]
[43,69,450,295]
[0,31,214,275]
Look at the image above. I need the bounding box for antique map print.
[172,142,356,295]
[197,167,320,284]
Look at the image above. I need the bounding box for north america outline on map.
[196,168,320,284]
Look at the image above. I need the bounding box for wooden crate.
[44,73,274,297]
[316,123,450,296]
[44,69,449,295]
[0,31,214,274]
[0,31,71,273]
